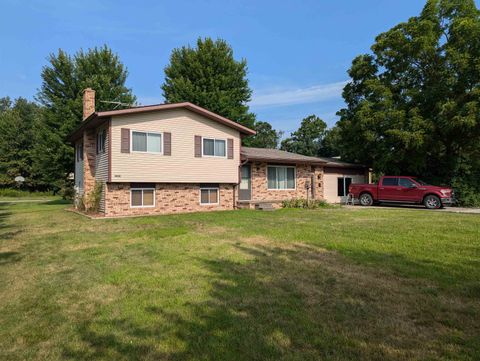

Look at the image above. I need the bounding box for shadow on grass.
[44,199,72,205]
[0,251,22,265]
[0,203,13,231]
[62,242,478,361]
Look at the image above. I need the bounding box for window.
[96,129,106,154]
[203,138,226,157]
[132,131,162,153]
[382,177,398,186]
[267,166,295,190]
[200,188,219,205]
[337,177,352,196]
[399,178,415,188]
[76,143,83,161]
[130,188,155,207]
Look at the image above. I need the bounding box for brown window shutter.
[163,132,171,156]
[194,135,202,157]
[227,138,234,159]
[121,128,130,153]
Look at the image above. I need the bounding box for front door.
[239,164,251,200]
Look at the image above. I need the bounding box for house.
[70,88,368,217]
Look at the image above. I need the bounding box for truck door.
[378,177,400,201]
[398,177,422,202]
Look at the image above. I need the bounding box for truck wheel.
[359,193,373,206]
[424,195,441,209]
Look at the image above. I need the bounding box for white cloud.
[251,81,348,108]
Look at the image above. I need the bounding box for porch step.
[255,202,275,211]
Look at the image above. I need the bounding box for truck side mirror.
[410,183,417,188]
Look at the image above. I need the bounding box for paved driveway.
[346,204,480,214]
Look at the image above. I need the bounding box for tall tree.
[248,121,283,148]
[336,0,480,205]
[33,46,136,190]
[318,126,342,157]
[162,37,256,130]
[280,115,327,156]
[0,97,39,189]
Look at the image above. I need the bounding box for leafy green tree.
[318,126,342,157]
[162,37,256,130]
[337,0,480,205]
[0,97,40,189]
[33,46,136,190]
[248,121,283,148]
[280,115,327,156]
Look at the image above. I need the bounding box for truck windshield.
[414,179,430,186]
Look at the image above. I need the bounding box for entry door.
[239,164,251,200]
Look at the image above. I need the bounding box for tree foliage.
[162,37,256,130]
[281,115,328,156]
[336,0,480,205]
[33,46,136,190]
[0,97,40,189]
[248,121,283,148]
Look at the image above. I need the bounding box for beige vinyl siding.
[323,167,367,203]
[95,124,109,213]
[110,109,241,183]
[74,140,84,193]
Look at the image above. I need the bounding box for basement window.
[131,188,155,207]
[200,187,219,205]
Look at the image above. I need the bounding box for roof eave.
[241,155,327,166]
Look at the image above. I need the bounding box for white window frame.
[201,137,227,158]
[267,165,296,190]
[131,130,163,154]
[130,188,156,208]
[199,187,220,205]
[96,129,106,154]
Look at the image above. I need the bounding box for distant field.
[0,200,479,360]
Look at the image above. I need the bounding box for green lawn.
[1,200,479,360]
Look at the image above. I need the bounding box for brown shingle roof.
[69,102,256,141]
[241,147,327,165]
[241,147,365,168]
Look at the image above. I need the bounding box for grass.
[0,200,479,360]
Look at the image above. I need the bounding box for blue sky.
[0,0,454,134]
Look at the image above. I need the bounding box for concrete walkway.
[345,204,480,214]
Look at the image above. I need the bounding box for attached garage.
[322,164,370,204]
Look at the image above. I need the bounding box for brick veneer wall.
[249,162,324,203]
[104,183,235,216]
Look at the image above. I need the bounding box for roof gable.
[69,102,255,142]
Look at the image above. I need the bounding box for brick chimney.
[82,88,95,120]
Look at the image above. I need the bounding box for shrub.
[281,198,330,209]
[0,188,54,198]
[86,181,104,213]
[59,179,75,200]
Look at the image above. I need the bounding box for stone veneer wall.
[104,183,235,216]
[249,162,324,204]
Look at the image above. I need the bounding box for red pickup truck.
[349,176,455,209]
